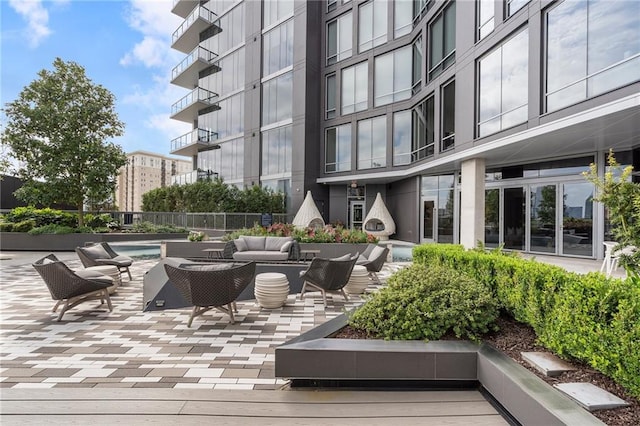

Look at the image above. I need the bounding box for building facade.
[169,0,640,260]
[116,151,191,211]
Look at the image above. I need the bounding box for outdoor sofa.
[224,236,299,262]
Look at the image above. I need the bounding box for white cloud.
[8,0,52,48]
[120,36,167,67]
[146,113,191,137]
[120,0,182,68]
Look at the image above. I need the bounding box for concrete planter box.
[275,314,604,426]
[0,232,188,251]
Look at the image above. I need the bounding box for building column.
[460,158,485,249]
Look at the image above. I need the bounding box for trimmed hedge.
[413,244,640,397]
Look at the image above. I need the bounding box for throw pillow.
[279,240,293,253]
[83,244,111,260]
[242,236,266,251]
[234,238,248,252]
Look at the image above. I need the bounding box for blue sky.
[1,0,191,160]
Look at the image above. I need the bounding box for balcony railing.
[171,128,219,153]
[170,88,219,122]
[172,46,218,81]
[171,46,219,88]
[171,5,219,53]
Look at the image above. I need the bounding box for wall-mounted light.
[350,181,357,188]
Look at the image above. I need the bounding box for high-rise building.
[169,0,640,260]
[116,151,191,211]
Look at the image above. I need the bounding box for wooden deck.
[0,388,509,425]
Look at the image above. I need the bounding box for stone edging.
[275,313,604,426]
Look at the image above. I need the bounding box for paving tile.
[555,382,630,411]
[0,257,396,389]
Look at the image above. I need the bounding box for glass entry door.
[421,196,437,242]
[349,200,365,230]
[561,182,594,257]
[503,187,525,250]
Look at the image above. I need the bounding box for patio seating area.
[0,255,403,390]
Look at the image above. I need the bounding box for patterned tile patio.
[0,256,403,390]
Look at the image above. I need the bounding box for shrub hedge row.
[413,244,640,397]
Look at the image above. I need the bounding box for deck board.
[0,389,508,425]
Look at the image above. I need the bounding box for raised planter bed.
[275,313,604,426]
[0,232,188,251]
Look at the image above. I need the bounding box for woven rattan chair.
[164,262,256,327]
[299,255,358,307]
[32,254,114,321]
[76,242,134,280]
[356,244,390,284]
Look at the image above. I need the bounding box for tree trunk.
[78,205,84,228]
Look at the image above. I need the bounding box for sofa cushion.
[83,244,111,260]
[233,251,289,261]
[241,236,266,251]
[265,236,292,251]
[180,263,233,271]
[234,238,248,252]
[279,240,293,253]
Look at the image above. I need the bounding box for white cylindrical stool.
[85,265,121,294]
[254,272,289,308]
[344,265,370,295]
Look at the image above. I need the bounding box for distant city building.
[116,151,191,211]
[168,0,639,260]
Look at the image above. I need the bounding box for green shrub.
[12,219,36,232]
[126,221,186,234]
[0,222,15,232]
[5,207,77,227]
[85,213,114,229]
[412,243,640,398]
[349,263,499,341]
[28,224,81,235]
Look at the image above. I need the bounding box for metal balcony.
[170,88,220,123]
[171,46,219,89]
[172,0,201,19]
[171,5,220,54]
[170,128,220,157]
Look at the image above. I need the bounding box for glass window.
[210,47,245,97]
[429,1,455,80]
[393,96,434,165]
[328,0,337,12]
[374,45,412,106]
[395,0,413,38]
[545,0,640,112]
[393,110,411,165]
[342,61,368,114]
[199,93,244,139]
[441,80,455,151]
[206,3,245,56]
[326,124,352,173]
[262,72,293,126]
[198,137,244,181]
[478,0,494,40]
[359,0,388,53]
[326,74,336,119]
[327,12,353,65]
[263,19,293,76]
[412,36,422,94]
[507,0,529,18]
[264,0,294,28]
[478,28,529,137]
[262,125,292,176]
[357,116,386,170]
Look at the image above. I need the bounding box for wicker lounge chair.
[32,254,114,321]
[299,255,358,307]
[356,244,390,284]
[164,262,256,327]
[76,242,134,280]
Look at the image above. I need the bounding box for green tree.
[1,58,126,226]
[583,151,640,281]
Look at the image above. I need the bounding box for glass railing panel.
[171,87,218,115]
[172,5,218,44]
[172,46,218,80]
